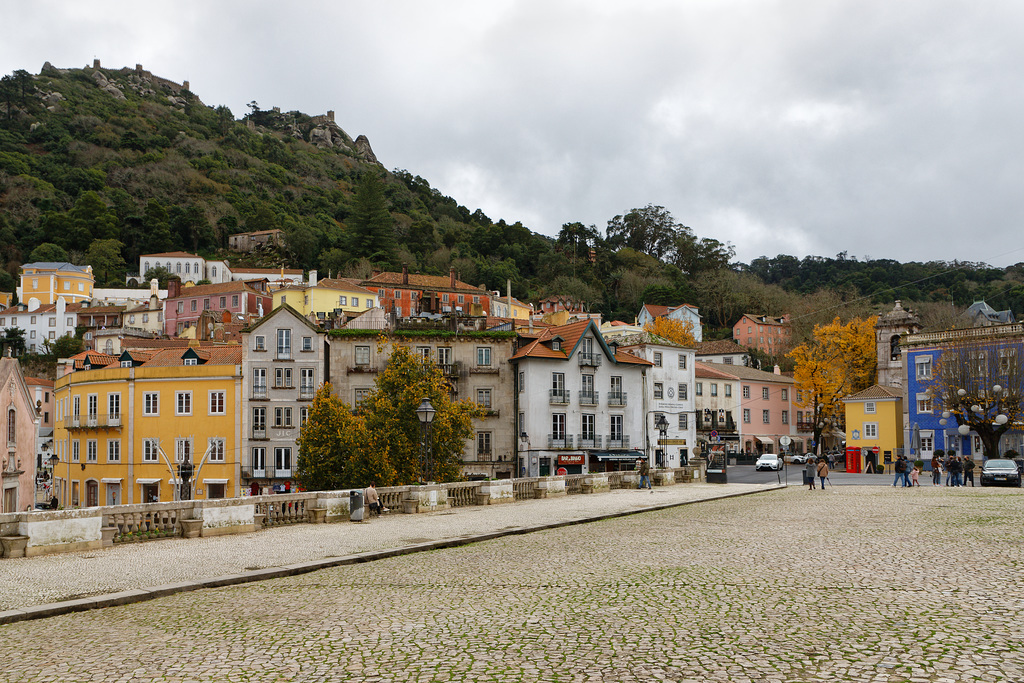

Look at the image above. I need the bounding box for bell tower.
[875,300,921,388]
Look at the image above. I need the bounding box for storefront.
[590,450,645,472]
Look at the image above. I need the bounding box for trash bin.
[350,489,364,522]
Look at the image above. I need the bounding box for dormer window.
[552,340,561,351]
[184,358,198,366]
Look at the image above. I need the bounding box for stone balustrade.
[0,464,705,559]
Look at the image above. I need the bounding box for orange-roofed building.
[52,343,243,506]
[636,303,703,342]
[511,319,652,476]
[361,265,490,318]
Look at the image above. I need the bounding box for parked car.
[980,458,1022,487]
[755,453,782,471]
[790,453,808,465]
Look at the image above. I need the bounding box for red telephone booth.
[845,446,862,473]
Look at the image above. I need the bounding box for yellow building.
[844,385,903,472]
[52,345,242,506]
[20,261,94,305]
[0,291,12,308]
[273,277,377,320]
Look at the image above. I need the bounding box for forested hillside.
[2,62,1023,342]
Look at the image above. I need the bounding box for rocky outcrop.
[91,70,126,100]
[354,135,378,164]
[309,121,354,152]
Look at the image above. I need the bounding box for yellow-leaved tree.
[296,343,482,490]
[787,315,877,454]
[643,316,698,347]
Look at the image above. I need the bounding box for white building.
[512,319,651,476]
[636,303,703,343]
[0,299,78,353]
[602,330,698,467]
[131,252,232,286]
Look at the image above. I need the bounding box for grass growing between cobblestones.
[2,486,1023,682]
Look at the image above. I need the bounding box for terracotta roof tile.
[363,271,485,293]
[845,385,902,401]
[168,281,263,299]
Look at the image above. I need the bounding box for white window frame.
[864,422,878,439]
[209,390,226,415]
[175,391,193,416]
[208,438,226,463]
[143,392,159,416]
[107,439,121,463]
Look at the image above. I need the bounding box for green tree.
[85,238,127,285]
[142,267,175,288]
[28,242,70,263]
[44,333,84,359]
[348,171,396,265]
[605,205,680,261]
[296,384,386,491]
[0,327,26,356]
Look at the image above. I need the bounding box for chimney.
[402,263,409,285]
[449,267,456,288]
[774,364,781,375]
[168,277,181,299]
[309,269,318,286]
[507,278,513,319]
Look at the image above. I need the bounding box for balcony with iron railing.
[606,435,631,449]
[299,385,316,400]
[436,361,462,377]
[577,434,602,449]
[252,385,268,400]
[277,347,291,361]
[578,391,599,406]
[796,420,815,432]
[64,413,122,429]
[607,391,627,406]
[578,352,602,367]
[549,389,570,405]
[547,433,574,448]
[252,427,267,440]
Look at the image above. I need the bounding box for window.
[781,411,789,425]
[253,368,267,392]
[339,295,348,306]
[762,410,770,424]
[143,392,159,415]
[743,409,751,424]
[354,297,361,307]
[865,401,876,414]
[743,386,750,399]
[921,432,934,452]
[864,423,878,439]
[915,356,932,380]
[477,347,492,367]
[781,389,788,401]
[581,413,596,440]
[252,447,266,473]
[518,371,525,393]
[695,382,703,396]
[477,389,492,409]
[86,440,97,462]
[220,297,226,308]
[232,295,239,307]
[300,406,309,424]
[355,346,370,365]
[274,407,293,428]
[277,329,291,357]
[724,385,732,397]
[108,393,120,419]
[275,367,293,388]
[354,388,371,405]
[176,438,192,463]
[762,387,769,400]
[143,439,159,462]
[108,439,121,463]
[723,357,733,365]
[477,432,492,456]
[678,414,688,430]
[654,352,662,367]
[72,440,80,462]
[300,368,315,392]
[177,301,185,314]
[184,357,198,366]
[416,346,431,360]
[678,383,687,400]
[552,372,565,395]
[610,415,623,441]
[916,393,933,414]
[252,407,267,433]
[302,336,313,352]
[209,391,226,415]
[552,413,566,439]
[710,383,718,397]
[190,300,197,312]
[275,447,292,473]
[176,391,192,416]
[208,438,225,462]
[678,354,687,369]
[204,298,210,310]
[87,394,98,419]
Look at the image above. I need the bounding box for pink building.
[696,362,798,455]
[163,280,271,337]
[1,354,40,513]
[732,313,791,355]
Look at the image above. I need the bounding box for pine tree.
[348,171,396,266]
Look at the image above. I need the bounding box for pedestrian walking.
[910,463,920,486]
[364,482,382,516]
[963,457,975,487]
[893,456,907,487]
[805,458,817,490]
[638,457,651,490]
[902,458,912,487]
[931,455,941,486]
[816,457,830,489]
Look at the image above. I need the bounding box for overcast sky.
[4,1,1024,267]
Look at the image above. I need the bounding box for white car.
[755,453,782,471]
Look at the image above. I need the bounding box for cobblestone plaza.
[2,485,1023,682]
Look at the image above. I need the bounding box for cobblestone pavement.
[3,485,1024,682]
[0,483,774,612]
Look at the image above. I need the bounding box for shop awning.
[202,478,228,484]
[100,478,122,484]
[757,436,774,445]
[136,478,160,485]
[593,450,644,462]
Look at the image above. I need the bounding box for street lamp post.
[654,413,669,468]
[416,397,436,483]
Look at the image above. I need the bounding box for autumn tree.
[928,337,1024,458]
[643,316,698,347]
[788,316,877,454]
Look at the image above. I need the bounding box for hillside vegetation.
[2,62,1023,345]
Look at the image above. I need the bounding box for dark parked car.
[980,458,1022,487]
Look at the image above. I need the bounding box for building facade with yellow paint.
[52,346,242,507]
[19,262,94,305]
[273,275,378,321]
[844,384,903,472]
